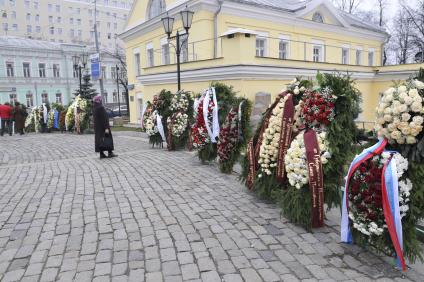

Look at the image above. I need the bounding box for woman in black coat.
[93,95,116,159]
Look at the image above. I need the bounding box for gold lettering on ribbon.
[276,94,294,183]
[304,130,324,228]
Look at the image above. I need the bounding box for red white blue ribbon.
[341,138,406,272]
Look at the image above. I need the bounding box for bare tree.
[332,0,363,14]
[401,0,424,62]
[391,9,413,64]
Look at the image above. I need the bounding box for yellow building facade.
[120,0,424,125]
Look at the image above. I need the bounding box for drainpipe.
[213,0,223,59]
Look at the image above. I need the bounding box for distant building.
[0,36,126,107]
[0,0,133,49]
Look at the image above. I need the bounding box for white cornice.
[137,64,377,85]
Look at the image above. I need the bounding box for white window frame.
[355,47,362,65]
[341,45,350,64]
[55,92,62,104]
[146,42,154,67]
[23,62,31,78]
[161,37,170,65]
[41,92,49,103]
[26,92,34,107]
[133,48,141,76]
[368,48,375,66]
[6,61,14,77]
[312,40,324,63]
[39,63,46,78]
[255,31,268,57]
[278,34,290,60]
[53,64,60,78]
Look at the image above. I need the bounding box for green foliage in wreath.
[168,91,195,150]
[277,73,361,229]
[149,89,173,147]
[197,82,237,163]
[218,98,253,173]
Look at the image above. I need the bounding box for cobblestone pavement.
[0,132,421,282]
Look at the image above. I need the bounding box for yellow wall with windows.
[122,0,423,125]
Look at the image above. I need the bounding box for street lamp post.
[116,65,121,116]
[161,6,194,91]
[72,53,88,95]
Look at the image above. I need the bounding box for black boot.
[100,152,107,159]
[108,151,117,158]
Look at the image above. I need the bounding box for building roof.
[0,36,84,51]
[226,0,386,34]
[227,0,310,12]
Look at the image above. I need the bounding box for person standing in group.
[0,102,13,136]
[13,102,27,135]
[93,95,117,159]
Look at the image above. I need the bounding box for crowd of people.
[0,102,28,136]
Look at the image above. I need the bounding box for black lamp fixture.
[180,6,194,33]
[160,6,194,91]
[161,13,175,39]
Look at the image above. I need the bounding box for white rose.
[414,80,424,90]
[383,115,392,122]
[411,102,422,113]
[403,96,413,105]
[413,116,424,125]
[406,136,416,144]
[384,88,395,95]
[293,86,300,95]
[398,85,407,93]
[401,113,411,122]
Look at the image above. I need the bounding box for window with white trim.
[6,62,14,77]
[161,38,170,65]
[313,45,323,62]
[146,43,154,67]
[342,48,349,64]
[41,92,49,103]
[148,0,166,19]
[53,64,60,78]
[256,37,266,57]
[134,51,141,76]
[9,93,17,104]
[56,92,62,104]
[279,35,290,60]
[356,49,362,65]
[23,62,31,78]
[26,91,34,107]
[39,63,46,78]
[368,50,374,66]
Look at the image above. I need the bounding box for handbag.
[100,133,114,151]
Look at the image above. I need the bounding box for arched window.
[312,12,324,23]
[148,0,165,19]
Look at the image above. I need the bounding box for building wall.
[0,39,127,108]
[0,0,133,49]
[122,0,423,125]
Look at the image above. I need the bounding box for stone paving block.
[94,263,112,277]
[162,260,181,276]
[40,268,58,282]
[258,268,280,281]
[128,269,145,282]
[197,257,215,272]
[3,269,25,282]
[240,268,262,282]
[200,271,221,282]
[181,264,200,280]
[146,272,163,282]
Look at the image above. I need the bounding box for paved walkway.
[0,132,420,282]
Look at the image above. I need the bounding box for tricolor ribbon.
[341,138,388,243]
[341,138,406,271]
[382,155,406,271]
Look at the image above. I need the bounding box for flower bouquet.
[25,107,40,133]
[47,110,55,130]
[145,110,163,147]
[341,138,421,270]
[217,98,252,174]
[167,92,194,150]
[346,71,424,266]
[191,82,238,163]
[240,78,310,197]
